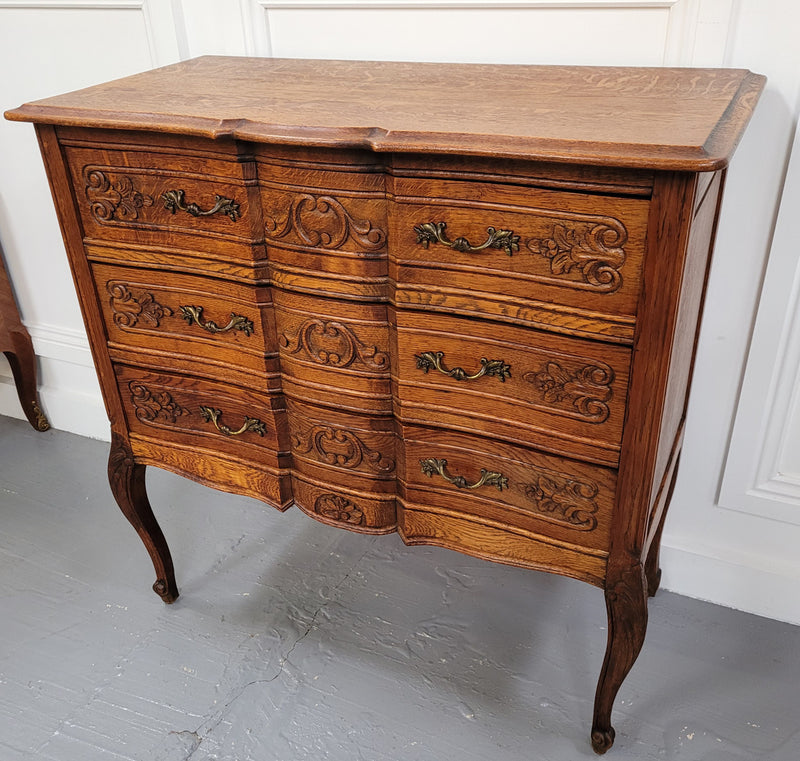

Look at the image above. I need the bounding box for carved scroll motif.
[524,361,614,423]
[522,472,600,531]
[280,318,389,371]
[85,169,153,222]
[264,193,386,251]
[129,382,187,424]
[108,282,173,328]
[292,423,395,474]
[527,218,627,292]
[313,493,365,526]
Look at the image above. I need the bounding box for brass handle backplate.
[415,351,511,382]
[179,305,254,336]
[420,458,508,491]
[199,406,266,437]
[162,189,240,221]
[414,221,519,256]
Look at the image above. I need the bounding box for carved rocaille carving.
[313,493,365,525]
[521,472,599,531]
[108,282,173,328]
[85,169,153,222]
[527,219,627,292]
[129,381,187,423]
[524,361,615,423]
[292,423,395,473]
[264,193,386,251]
[280,318,389,371]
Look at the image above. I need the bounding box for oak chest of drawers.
[6,57,764,753]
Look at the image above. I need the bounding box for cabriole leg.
[591,563,648,754]
[108,432,178,603]
[4,342,49,432]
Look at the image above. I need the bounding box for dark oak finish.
[6,58,764,754]
[0,246,49,432]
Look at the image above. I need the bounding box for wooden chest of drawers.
[6,57,764,753]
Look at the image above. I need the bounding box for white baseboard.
[660,542,800,626]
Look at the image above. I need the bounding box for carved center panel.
[264,192,386,251]
[280,318,389,371]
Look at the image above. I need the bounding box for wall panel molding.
[242,0,705,64]
[720,121,800,526]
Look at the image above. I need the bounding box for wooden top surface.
[5,56,765,170]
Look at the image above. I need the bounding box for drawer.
[399,425,615,563]
[286,398,398,532]
[274,290,392,414]
[393,311,630,466]
[389,176,650,341]
[258,146,389,300]
[115,364,288,467]
[63,141,262,258]
[93,262,276,385]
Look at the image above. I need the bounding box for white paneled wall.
[1,0,799,624]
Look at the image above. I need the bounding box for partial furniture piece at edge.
[5,57,764,753]
[0,243,49,432]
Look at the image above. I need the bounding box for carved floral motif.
[129,381,186,424]
[292,423,395,473]
[264,193,386,251]
[313,493,365,525]
[107,282,172,328]
[524,361,614,423]
[280,318,388,371]
[527,219,627,292]
[522,471,600,531]
[85,169,153,222]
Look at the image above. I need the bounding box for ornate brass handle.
[415,351,511,382]
[162,189,240,221]
[420,458,508,491]
[179,305,254,336]
[199,406,266,437]
[414,221,519,256]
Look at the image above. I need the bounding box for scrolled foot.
[153,577,179,604]
[591,725,615,754]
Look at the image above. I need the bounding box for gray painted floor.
[1,415,799,761]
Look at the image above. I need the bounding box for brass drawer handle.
[420,458,508,491]
[199,406,266,437]
[179,305,254,336]
[414,221,519,256]
[162,189,240,221]
[415,351,511,382]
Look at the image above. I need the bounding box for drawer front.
[93,262,275,383]
[394,311,630,466]
[390,176,649,340]
[274,290,392,414]
[286,398,398,532]
[257,146,389,300]
[115,365,288,466]
[400,425,616,556]
[64,143,261,256]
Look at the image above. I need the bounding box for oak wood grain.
[7,57,764,170]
